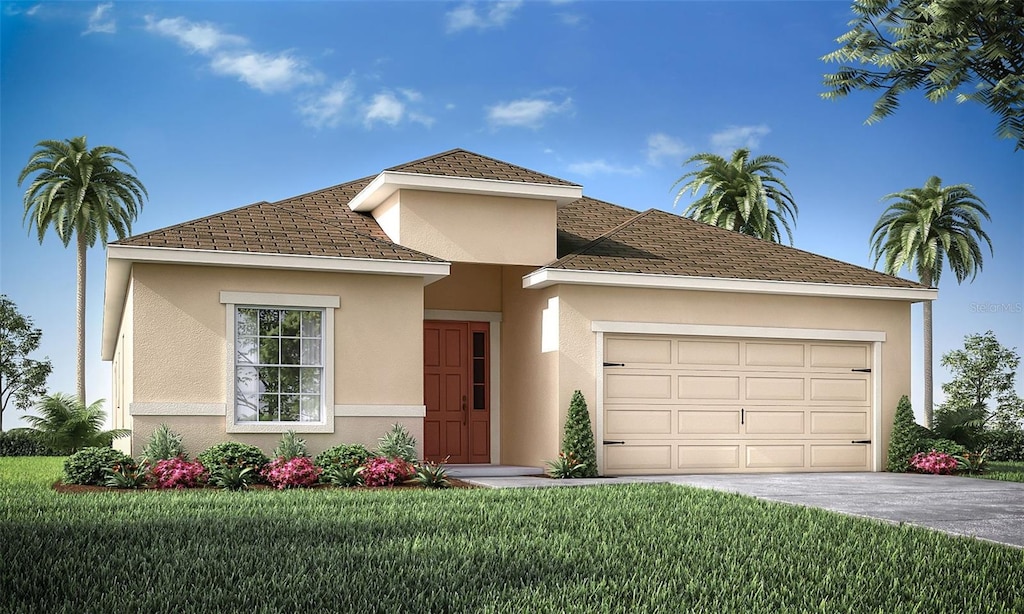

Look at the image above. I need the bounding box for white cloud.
[144,16,247,53]
[409,112,436,128]
[211,51,319,93]
[446,1,522,33]
[299,80,355,128]
[399,88,423,102]
[26,5,41,16]
[83,3,115,35]
[710,124,771,152]
[558,13,584,27]
[646,133,690,166]
[364,92,405,127]
[487,97,572,129]
[567,159,642,177]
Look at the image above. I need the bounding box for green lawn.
[970,461,1024,483]
[1,457,1022,613]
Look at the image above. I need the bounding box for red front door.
[423,321,490,463]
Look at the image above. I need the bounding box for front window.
[234,307,323,423]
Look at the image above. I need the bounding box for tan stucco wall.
[124,263,425,456]
[391,190,557,265]
[555,285,913,471]
[498,266,559,466]
[424,263,502,312]
[131,415,423,459]
[111,280,134,455]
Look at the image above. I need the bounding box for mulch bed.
[53,478,477,494]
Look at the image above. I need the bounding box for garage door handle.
[603,362,625,367]
[603,440,625,445]
[851,440,871,444]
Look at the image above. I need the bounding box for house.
[101,149,935,474]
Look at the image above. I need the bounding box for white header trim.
[524,268,936,302]
[348,170,583,212]
[220,292,340,308]
[592,321,886,342]
[424,309,502,323]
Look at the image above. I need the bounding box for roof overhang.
[348,171,584,212]
[522,268,938,302]
[101,244,451,360]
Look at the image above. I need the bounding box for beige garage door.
[603,335,873,475]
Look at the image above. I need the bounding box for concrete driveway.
[647,472,1024,548]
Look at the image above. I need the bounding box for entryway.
[423,320,490,463]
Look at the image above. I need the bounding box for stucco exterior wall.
[554,284,913,471]
[392,190,557,265]
[124,263,425,457]
[499,266,559,466]
[111,280,134,455]
[424,263,502,312]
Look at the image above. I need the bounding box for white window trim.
[593,321,885,475]
[424,309,502,464]
[221,292,338,434]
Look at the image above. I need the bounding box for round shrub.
[151,458,207,489]
[922,438,968,457]
[197,442,269,476]
[263,456,321,489]
[361,456,413,487]
[315,443,372,470]
[0,430,54,457]
[63,447,135,485]
[910,450,958,475]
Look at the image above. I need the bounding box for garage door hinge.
[851,440,871,444]
[851,368,872,373]
[603,362,625,367]
[603,440,625,445]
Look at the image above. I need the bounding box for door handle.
[603,440,625,445]
[851,440,871,444]
[462,395,468,426]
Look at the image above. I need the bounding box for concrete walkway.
[463,472,1024,548]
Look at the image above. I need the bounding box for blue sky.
[1,1,1021,431]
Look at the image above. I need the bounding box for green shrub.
[985,427,1024,461]
[376,424,417,463]
[922,438,968,457]
[141,423,186,462]
[197,442,269,477]
[0,429,54,456]
[104,462,150,489]
[322,464,364,487]
[886,395,921,472]
[413,461,450,489]
[272,430,307,460]
[561,390,598,477]
[315,443,372,470]
[547,452,588,479]
[63,447,135,486]
[208,464,256,491]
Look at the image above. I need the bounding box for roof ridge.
[551,207,652,264]
[386,148,581,187]
[113,200,272,244]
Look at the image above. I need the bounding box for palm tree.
[18,136,147,403]
[870,176,992,428]
[672,148,798,244]
[22,393,129,454]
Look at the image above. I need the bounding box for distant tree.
[22,393,129,454]
[0,295,52,432]
[870,176,992,428]
[18,136,147,403]
[935,331,1023,437]
[822,0,1024,150]
[672,148,798,244]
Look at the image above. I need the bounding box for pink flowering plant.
[151,458,207,489]
[909,450,959,475]
[361,456,413,487]
[262,456,322,489]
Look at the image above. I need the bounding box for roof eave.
[347,170,584,212]
[100,245,451,360]
[522,268,938,302]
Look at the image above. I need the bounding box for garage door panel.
[810,378,868,402]
[746,444,804,468]
[678,376,740,400]
[744,411,804,435]
[810,411,868,435]
[679,445,739,469]
[810,444,867,468]
[606,409,672,435]
[606,338,672,365]
[810,344,869,369]
[745,343,805,368]
[605,445,672,471]
[607,373,672,400]
[745,377,805,400]
[677,340,740,366]
[679,410,739,434]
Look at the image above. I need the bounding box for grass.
[970,461,1024,483]
[1,457,1022,613]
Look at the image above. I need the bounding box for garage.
[601,334,874,475]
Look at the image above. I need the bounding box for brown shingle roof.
[115,178,441,262]
[386,148,580,187]
[557,196,641,257]
[548,208,925,289]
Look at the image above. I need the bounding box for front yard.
[1,457,1022,613]
[971,461,1024,483]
